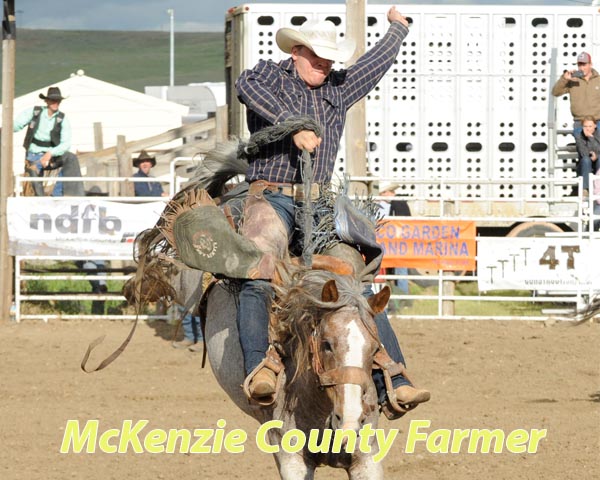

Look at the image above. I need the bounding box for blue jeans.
[394,267,409,294]
[593,203,600,231]
[577,155,596,191]
[80,260,106,293]
[178,305,201,342]
[26,151,84,196]
[26,152,63,196]
[237,190,410,396]
[237,191,296,373]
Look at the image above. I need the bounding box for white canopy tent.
[1,70,189,177]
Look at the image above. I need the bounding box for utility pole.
[1,0,16,320]
[345,0,367,195]
[167,8,174,86]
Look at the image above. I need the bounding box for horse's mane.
[272,265,377,381]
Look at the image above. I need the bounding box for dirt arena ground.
[2,316,598,480]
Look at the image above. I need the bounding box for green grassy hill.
[0,29,225,97]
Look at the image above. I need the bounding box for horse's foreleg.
[275,451,315,480]
[348,455,384,480]
[269,430,316,480]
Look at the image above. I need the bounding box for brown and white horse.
[204,266,391,479]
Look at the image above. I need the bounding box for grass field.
[0,29,225,97]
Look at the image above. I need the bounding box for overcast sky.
[15,0,592,32]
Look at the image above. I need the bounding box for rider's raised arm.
[340,8,409,109]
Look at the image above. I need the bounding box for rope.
[238,114,322,269]
[239,116,323,158]
[301,149,313,268]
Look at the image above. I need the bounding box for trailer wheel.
[506,222,563,238]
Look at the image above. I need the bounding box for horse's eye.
[322,341,332,353]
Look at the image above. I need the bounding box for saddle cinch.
[161,184,416,419]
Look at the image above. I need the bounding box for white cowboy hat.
[276,20,356,63]
[378,181,400,194]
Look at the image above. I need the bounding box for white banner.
[478,237,600,292]
[7,197,165,258]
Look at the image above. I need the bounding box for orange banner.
[377,219,476,271]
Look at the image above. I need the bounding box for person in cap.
[132,150,167,197]
[235,6,430,411]
[376,181,411,312]
[13,86,84,196]
[552,52,600,193]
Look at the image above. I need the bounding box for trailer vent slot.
[257,16,274,26]
[466,143,482,152]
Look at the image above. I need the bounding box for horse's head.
[276,269,390,433]
[313,279,390,432]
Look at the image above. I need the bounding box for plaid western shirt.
[236,21,409,185]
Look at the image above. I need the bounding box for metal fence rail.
[11,173,600,322]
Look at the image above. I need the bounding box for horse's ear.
[368,286,390,314]
[321,279,339,303]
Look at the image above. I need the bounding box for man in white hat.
[235,6,430,413]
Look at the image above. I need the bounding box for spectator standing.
[377,182,411,312]
[551,52,600,136]
[171,269,205,352]
[132,150,168,197]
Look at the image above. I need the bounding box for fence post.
[116,135,133,197]
[442,272,455,316]
[1,1,16,321]
[215,105,228,143]
[84,122,104,185]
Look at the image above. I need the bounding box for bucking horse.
[123,119,415,479]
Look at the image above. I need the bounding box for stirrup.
[373,349,422,420]
[242,345,284,407]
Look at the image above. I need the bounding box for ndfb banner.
[7,197,164,258]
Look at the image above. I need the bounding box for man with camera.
[552,52,600,136]
[552,52,600,195]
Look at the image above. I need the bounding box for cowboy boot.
[247,368,277,399]
[242,346,284,406]
[394,385,431,406]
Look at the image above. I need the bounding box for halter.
[308,304,416,420]
[309,306,373,392]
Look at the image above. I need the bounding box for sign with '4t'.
[477,236,600,292]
